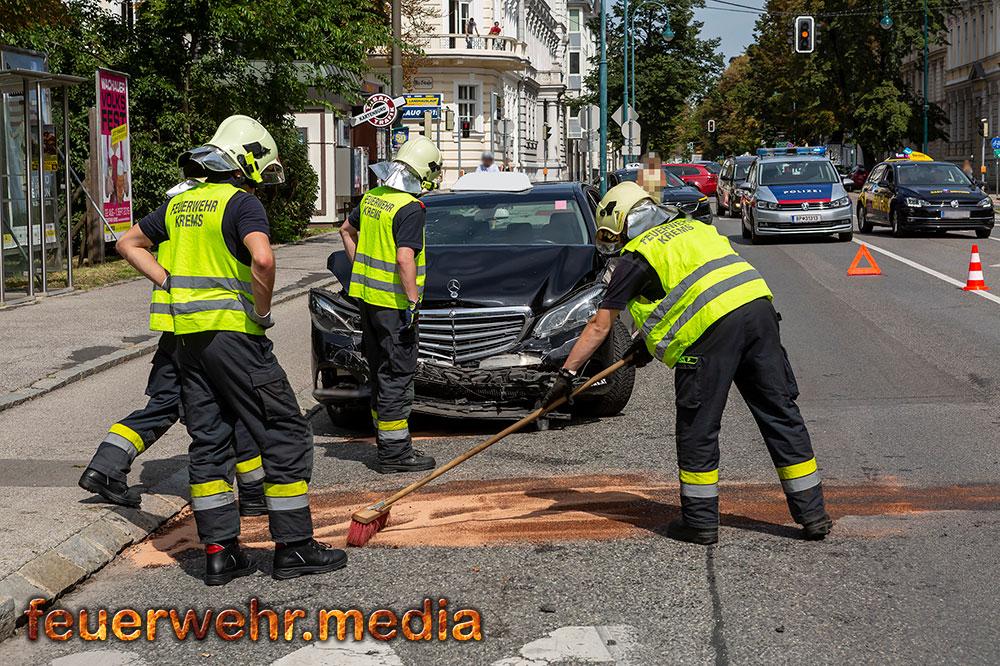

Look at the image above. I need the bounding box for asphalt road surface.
[3,207,1000,665]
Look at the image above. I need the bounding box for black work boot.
[204,541,255,586]
[272,539,348,580]
[666,517,719,545]
[375,448,436,474]
[802,513,834,541]
[78,468,141,508]
[238,494,267,517]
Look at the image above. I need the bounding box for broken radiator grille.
[418,306,532,365]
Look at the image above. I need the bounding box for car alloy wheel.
[890,207,904,237]
[858,205,873,233]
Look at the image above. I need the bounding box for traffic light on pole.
[795,16,815,54]
[461,119,471,138]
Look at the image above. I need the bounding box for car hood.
[328,245,599,312]
[761,183,838,203]
[661,186,705,203]
[899,185,984,202]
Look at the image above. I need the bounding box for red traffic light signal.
[461,119,471,138]
[795,16,815,54]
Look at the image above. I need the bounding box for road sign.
[991,137,1000,151]
[994,149,1000,159]
[350,94,406,127]
[401,93,442,119]
[621,119,641,144]
[611,105,638,126]
[391,126,409,152]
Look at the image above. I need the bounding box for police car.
[738,147,854,244]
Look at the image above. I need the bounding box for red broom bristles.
[346,511,390,547]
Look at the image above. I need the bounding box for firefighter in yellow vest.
[339,136,441,473]
[543,182,833,544]
[115,116,346,585]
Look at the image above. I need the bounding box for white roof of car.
[451,171,533,192]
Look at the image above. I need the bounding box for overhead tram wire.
[701,0,972,19]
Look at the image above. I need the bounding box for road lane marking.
[853,239,1000,305]
[493,625,640,665]
[271,637,403,665]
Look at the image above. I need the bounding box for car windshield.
[758,160,839,185]
[896,163,973,187]
[734,162,752,180]
[699,162,722,174]
[662,170,687,188]
[424,192,590,246]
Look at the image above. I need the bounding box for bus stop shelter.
[0,67,84,306]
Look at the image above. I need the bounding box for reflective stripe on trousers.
[190,479,235,511]
[102,423,146,460]
[374,414,410,443]
[777,457,821,493]
[236,455,265,484]
[654,268,765,362]
[264,481,310,511]
[679,468,719,498]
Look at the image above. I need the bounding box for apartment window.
[569,51,581,75]
[569,9,581,33]
[458,84,480,125]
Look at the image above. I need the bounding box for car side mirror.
[738,183,753,192]
[842,177,853,186]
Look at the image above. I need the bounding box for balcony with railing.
[414,34,528,70]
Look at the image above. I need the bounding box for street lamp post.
[623,0,630,169]
[623,0,674,164]
[599,0,608,195]
[922,0,929,153]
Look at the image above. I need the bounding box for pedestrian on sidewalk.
[115,115,346,585]
[543,181,833,545]
[78,331,266,516]
[339,136,441,474]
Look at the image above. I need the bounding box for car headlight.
[905,197,931,208]
[979,197,992,208]
[309,290,360,334]
[757,200,778,210]
[831,196,850,208]
[532,285,605,339]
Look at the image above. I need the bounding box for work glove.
[625,336,653,368]
[249,308,275,330]
[401,301,420,331]
[542,368,577,408]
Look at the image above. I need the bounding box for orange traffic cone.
[962,244,989,291]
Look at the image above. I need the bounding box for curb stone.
[0,275,335,414]
[0,402,325,642]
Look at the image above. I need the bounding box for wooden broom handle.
[375,356,633,510]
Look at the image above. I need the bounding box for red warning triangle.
[847,244,881,276]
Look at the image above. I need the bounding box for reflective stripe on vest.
[624,218,773,368]
[347,186,426,310]
[153,182,264,335]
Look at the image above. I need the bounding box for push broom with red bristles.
[346,356,633,546]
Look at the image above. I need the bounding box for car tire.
[574,319,636,418]
[975,228,992,239]
[890,207,904,237]
[858,204,873,233]
[838,231,853,242]
[324,403,373,432]
[717,197,728,216]
[747,210,762,245]
[741,215,751,239]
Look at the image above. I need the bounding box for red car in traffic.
[663,163,718,196]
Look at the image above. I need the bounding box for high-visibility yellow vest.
[348,186,426,310]
[623,219,772,367]
[150,182,264,336]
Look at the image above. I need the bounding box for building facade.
[369,0,597,186]
[902,1,1000,185]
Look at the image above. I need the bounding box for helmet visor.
[370,161,423,194]
[258,158,285,185]
[596,227,623,256]
[177,145,241,177]
[625,201,675,240]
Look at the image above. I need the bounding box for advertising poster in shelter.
[96,68,133,241]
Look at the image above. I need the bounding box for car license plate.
[793,214,821,223]
[941,210,970,219]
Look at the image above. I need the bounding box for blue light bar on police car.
[756,146,827,157]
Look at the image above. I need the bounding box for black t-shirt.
[138,181,270,265]
[347,200,425,252]
[600,252,665,311]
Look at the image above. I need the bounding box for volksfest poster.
[96,68,133,242]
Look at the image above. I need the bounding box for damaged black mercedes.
[309,179,636,426]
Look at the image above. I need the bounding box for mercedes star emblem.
[447,279,461,299]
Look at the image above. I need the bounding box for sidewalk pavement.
[0,234,340,412]
[0,233,342,640]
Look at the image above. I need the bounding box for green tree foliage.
[689,0,958,162]
[683,55,764,159]
[2,0,392,243]
[579,0,724,155]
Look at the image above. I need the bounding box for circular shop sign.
[365,94,397,128]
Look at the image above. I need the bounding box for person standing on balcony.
[488,21,503,50]
[465,17,478,48]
